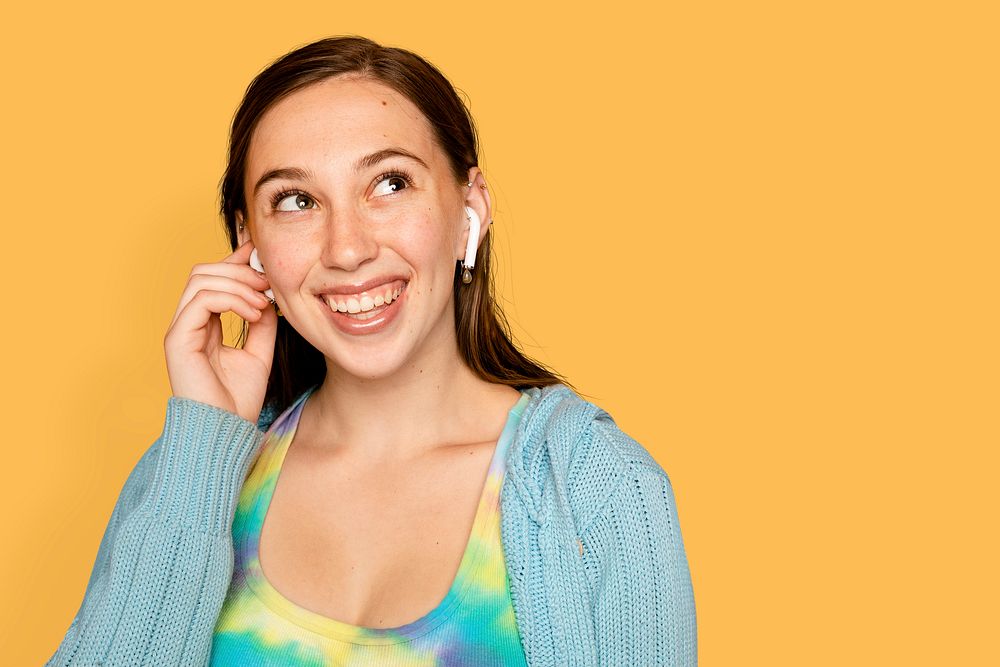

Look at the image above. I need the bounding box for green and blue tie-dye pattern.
[210,385,531,666]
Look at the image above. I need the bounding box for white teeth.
[323,283,405,315]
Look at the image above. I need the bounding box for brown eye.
[272,191,315,211]
[372,171,412,197]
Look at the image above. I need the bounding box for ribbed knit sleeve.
[45,397,269,667]
[579,427,698,666]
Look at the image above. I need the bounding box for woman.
[47,35,696,666]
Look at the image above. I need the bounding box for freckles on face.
[240,75,468,344]
[242,75,466,267]
[243,75,450,219]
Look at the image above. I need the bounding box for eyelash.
[267,169,415,210]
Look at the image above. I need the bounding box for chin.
[323,344,413,382]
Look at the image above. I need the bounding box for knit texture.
[46,384,696,666]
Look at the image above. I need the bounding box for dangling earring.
[461,206,481,285]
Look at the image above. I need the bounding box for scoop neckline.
[239,384,531,644]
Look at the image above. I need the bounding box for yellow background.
[2,1,996,664]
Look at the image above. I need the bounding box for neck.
[305,333,521,462]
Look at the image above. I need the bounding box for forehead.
[246,75,438,174]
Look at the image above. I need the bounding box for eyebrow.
[252,147,430,198]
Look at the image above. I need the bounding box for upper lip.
[315,275,409,296]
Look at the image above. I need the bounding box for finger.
[189,254,270,290]
[169,288,265,342]
[169,277,270,331]
[171,272,271,330]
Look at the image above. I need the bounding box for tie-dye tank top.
[209,385,531,666]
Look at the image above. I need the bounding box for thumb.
[244,302,278,367]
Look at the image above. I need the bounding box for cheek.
[395,210,455,265]
[263,251,310,286]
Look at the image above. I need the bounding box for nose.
[319,207,379,272]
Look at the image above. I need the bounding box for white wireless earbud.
[248,247,274,300]
[463,206,480,271]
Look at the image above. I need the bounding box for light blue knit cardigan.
[46,383,697,666]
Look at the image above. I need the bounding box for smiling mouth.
[317,281,407,317]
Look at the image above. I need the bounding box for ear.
[455,167,492,262]
[236,212,248,246]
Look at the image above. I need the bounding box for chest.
[257,439,499,629]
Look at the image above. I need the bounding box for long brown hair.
[219,35,574,415]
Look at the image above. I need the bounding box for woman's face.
[239,75,489,381]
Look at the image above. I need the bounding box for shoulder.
[513,384,673,531]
